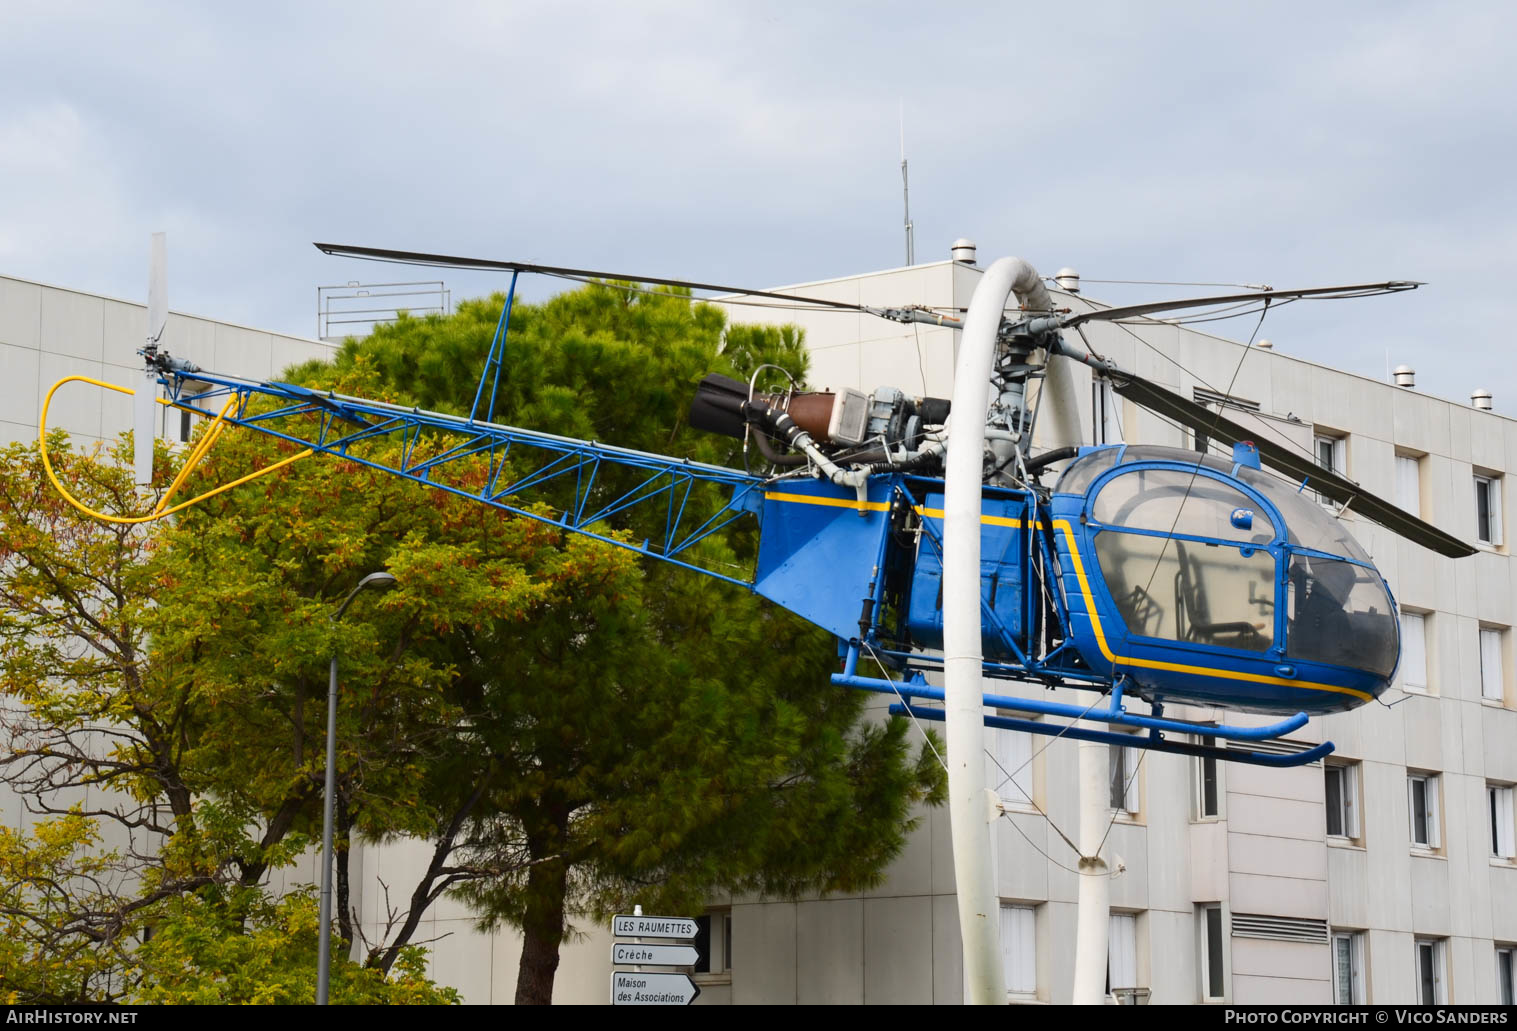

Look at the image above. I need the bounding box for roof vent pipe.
[1472,388,1493,410]
[1054,267,1080,293]
[1256,338,1273,350]
[951,238,977,265]
[1393,364,1415,389]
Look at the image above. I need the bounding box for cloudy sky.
[2,1,1513,408]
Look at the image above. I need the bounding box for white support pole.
[944,256,1047,1004]
[1036,340,1113,1005]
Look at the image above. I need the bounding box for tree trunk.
[336,794,353,952]
[514,839,568,1005]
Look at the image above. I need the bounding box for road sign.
[612,914,698,939]
[610,970,700,1006]
[612,942,700,966]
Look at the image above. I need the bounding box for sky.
[2,1,1514,410]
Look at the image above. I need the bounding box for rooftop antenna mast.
[900,103,914,266]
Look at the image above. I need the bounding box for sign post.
[610,913,701,1007]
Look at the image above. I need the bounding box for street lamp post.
[317,571,397,1006]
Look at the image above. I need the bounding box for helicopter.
[38,242,1474,775]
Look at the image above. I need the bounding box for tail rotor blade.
[134,370,157,486]
[147,232,167,345]
[136,232,167,487]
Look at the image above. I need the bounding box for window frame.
[985,723,1036,812]
[1481,626,1507,704]
[1408,771,1443,851]
[1400,610,1430,694]
[1489,782,1516,861]
[1198,904,1228,1003]
[1415,937,1448,1004]
[692,909,732,983]
[999,901,1038,997]
[1193,735,1222,821]
[1092,379,1122,446]
[1497,946,1514,1006]
[1109,738,1140,818]
[1395,451,1423,516]
[1325,761,1361,843]
[1106,911,1140,994]
[1332,930,1367,1005]
[1314,432,1347,508]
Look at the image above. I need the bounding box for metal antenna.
[900,102,914,266]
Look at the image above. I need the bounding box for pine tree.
[288,283,945,1004]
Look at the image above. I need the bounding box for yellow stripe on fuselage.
[760,491,1038,529]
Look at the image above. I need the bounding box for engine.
[689,373,951,477]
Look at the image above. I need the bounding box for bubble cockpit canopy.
[1056,445,1398,682]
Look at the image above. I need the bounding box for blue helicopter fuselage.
[751,444,1399,716]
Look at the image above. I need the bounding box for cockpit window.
[1091,467,1276,544]
[1286,554,1396,677]
[1234,467,1371,562]
[1094,531,1275,652]
[1055,447,1122,496]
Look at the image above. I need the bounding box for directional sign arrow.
[610,970,700,1006]
[612,914,698,939]
[612,942,700,967]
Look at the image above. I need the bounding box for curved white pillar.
[944,256,1045,1004]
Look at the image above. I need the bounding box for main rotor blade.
[1108,372,1476,558]
[313,242,867,313]
[1062,281,1421,329]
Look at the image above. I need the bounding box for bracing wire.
[860,640,947,774]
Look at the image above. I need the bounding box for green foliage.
[290,283,946,1002]
[0,282,942,1005]
[129,888,457,1005]
[0,438,467,1003]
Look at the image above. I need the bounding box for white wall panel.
[39,287,103,363]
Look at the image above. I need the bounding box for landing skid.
[833,641,1333,769]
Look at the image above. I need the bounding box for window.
[1396,453,1422,514]
[1194,736,1220,819]
[1090,468,1277,652]
[1481,627,1506,703]
[1401,611,1429,692]
[1092,379,1122,445]
[1415,938,1448,1004]
[1315,433,1346,506]
[1325,762,1360,841]
[1489,783,1516,860]
[1107,912,1139,993]
[1333,931,1366,1004]
[1109,740,1139,815]
[693,910,731,978]
[1408,772,1442,849]
[1498,947,1514,1006]
[1198,905,1226,1001]
[1475,472,1503,546]
[999,903,1037,995]
[985,726,1033,808]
